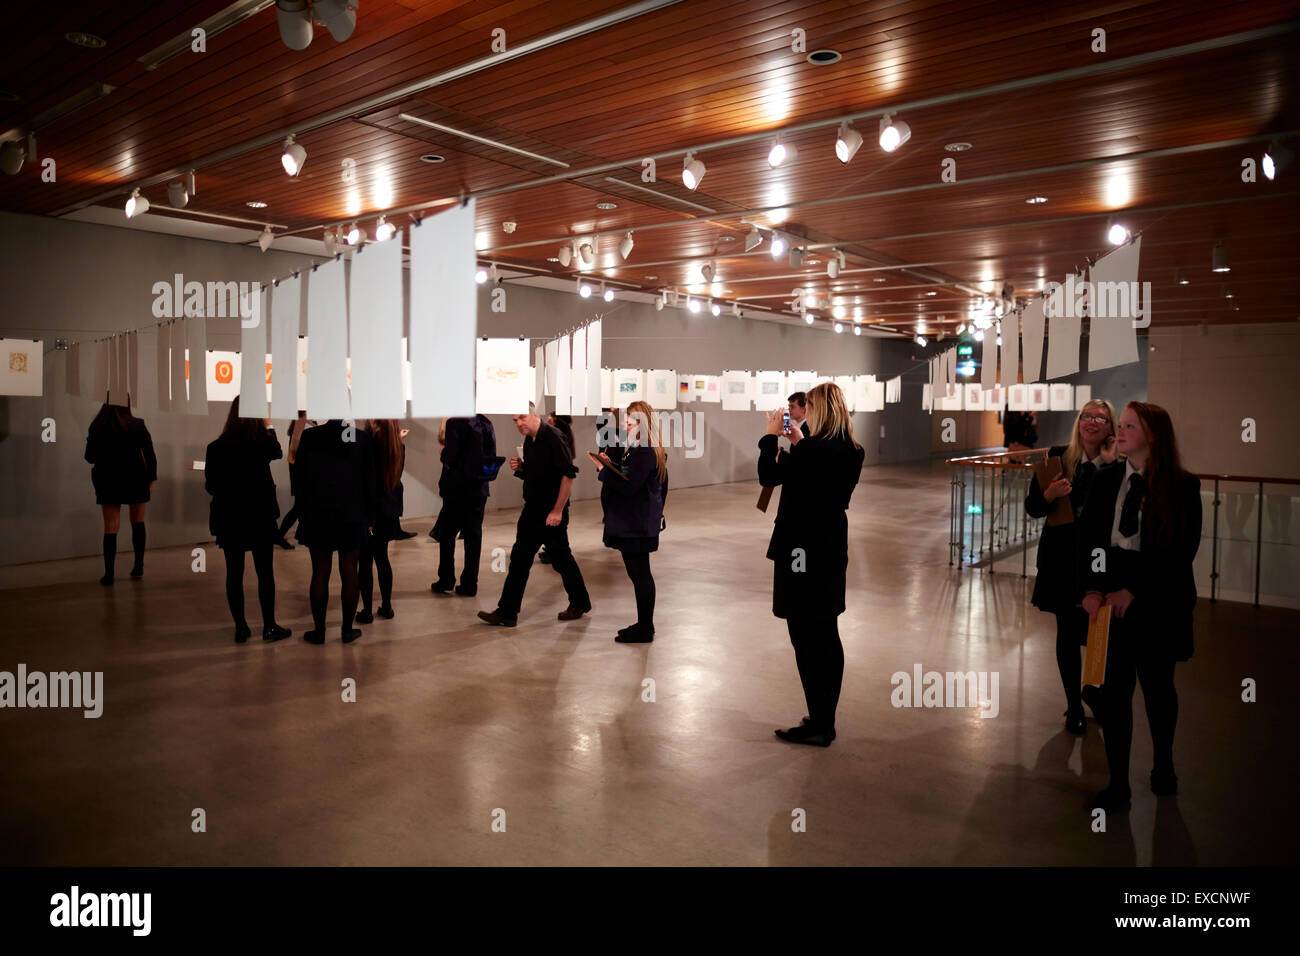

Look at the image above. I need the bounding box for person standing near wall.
[204,397,292,644]
[84,400,157,585]
[787,392,812,439]
[357,418,405,623]
[1024,398,1118,733]
[432,414,498,597]
[276,411,312,550]
[758,383,865,747]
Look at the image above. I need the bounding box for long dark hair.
[1128,401,1187,547]
[370,419,404,491]
[90,403,133,435]
[220,397,267,442]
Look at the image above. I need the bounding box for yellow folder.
[1083,605,1112,687]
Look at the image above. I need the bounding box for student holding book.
[1079,402,1201,812]
[1023,398,1118,734]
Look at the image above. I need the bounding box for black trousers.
[222,544,276,628]
[1099,613,1178,788]
[496,506,590,618]
[787,616,845,733]
[358,532,393,611]
[437,495,485,590]
[277,504,299,540]
[620,551,655,628]
[1055,608,1088,716]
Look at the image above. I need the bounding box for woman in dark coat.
[204,397,291,644]
[757,382,865,747]
[293,419,376,644]
[1080,401,1201,813]
[595,400,666,643]
[358,418,405,622]
[275,411,313,549]
[1023,398,1117,733]
[85,401,158,585]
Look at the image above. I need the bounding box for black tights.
[223,545,276,629]
[620,551,656,628]
[1055,610,1087,717]
[308,546,360,635]
[786,617,845,733]
[358,534,393,612]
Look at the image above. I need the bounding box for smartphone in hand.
[782,409,791,432]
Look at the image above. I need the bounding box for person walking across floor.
[1079,401,1201,813]
[758,382,865,747]
[432,413,500,597]
[357,418,405,623]
[1024,398,1118,733]
[84,399,157,585]
[478,403,591,627]
[538,411,576,567]
[204,397,292,644]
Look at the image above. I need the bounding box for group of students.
[83,387,1202,812]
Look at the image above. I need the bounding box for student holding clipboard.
[1023,398,1118,734]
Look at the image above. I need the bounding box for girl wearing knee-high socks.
[85,401,157,585]
[1024,398,1117,733]
[1080,402,1201,812]
[358,418,405,622]
[293,419,376,644]
[205,398,292,644]
[595,400,666,643]
[757,382,865,746]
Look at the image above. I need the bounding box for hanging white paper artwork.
[867,379,885,412]
[107,336,124,406]
[1000,309,1020,386]
[754,370,784,409]
[296,337,308,411]
[1048,383,1074,411]
[1007,384,1029,411]
[1028,382,1050,411]
[66,341,81,398]
[1074,384,1092,409]
[0,338,42,396]
[886,376,901,403]
[170,330,187,406]
[963,383,986,410]
[937,385,964,411]
[127,332,139,406]
[270,275,300,420]
[600,367,613,409]
[699,374,721,404]
[185,316,208,413]
[93,338,109,402]
[981,330,997,390]
[207,350,240,403]
[613,368,644,404]
[922,383,934,412]
[306,257,350,420]
[785,370,817,396]
[570,326,588,416]
[409,201,476,419]
[154,328,169,411]
[1087,235,1142,371]
[533,346,545,412]
[544,340,558,395]
[239,285,268,418]
[647,368,677,409]
[720,370,753,411]
[585,320,601,414]
[475,338,531,415]
[854,375,873,412]
[348,238,404,419]
[1020,297,1046,384]
[833,376,856,411]
[987,384,1007,410]
[554,334,572,415]
[678,374,697,403]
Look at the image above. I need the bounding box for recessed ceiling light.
[546,257,559,263]
[944,142,972,152]
[596,201,617,209]
[873,277,887,283]
[419,154,445,164]
[718,235,736,242]
[805,259,820,266]
[65,31,106,48]
[807,49,842,65]
[925,290,937,296]
[1025,196,1048,204]
[644,275,658,280]
[246,201,268,209]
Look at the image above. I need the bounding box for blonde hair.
[805,382,861,448]
[437,419,447,444]
[1061,398,1118,478]
[626,400,668,484]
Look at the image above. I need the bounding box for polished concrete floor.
[1,462,1295,866]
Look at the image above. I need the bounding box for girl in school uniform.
[358,418,405,622]
[85,400,157,584]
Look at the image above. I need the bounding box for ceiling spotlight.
[879,113,912,152]
[996,335,1003,346]
[258,225,274,253]
[323,229,338,255]
[314,0,358,42]
[0,138,24,175]
[1107,220,1129,245]
[767,135,798,168]
[276,0,313,50]
[1263,141,1293,181]
[955,323,965,334]
[701,260,715,282]
[974,329,985,342]
[124,188,149,219]
[744,224,763,252]
[1176,268,1188,286]
[281,135,306,176]
[682,152,706,190]
[804,313,815,325]
[853,324,862,336]
[374,215,395,241]
[558,244,571,267]
[346,222,362,245]
[1223,287,1234,299]
[1211,240,1230,273]
[828,249,845,278]
[834,322,844,334]
[705,299,718,316]
[770,234,787,259]
[655,293,665,312]
[688,296,701,313]
[835,122,864,164]
[916,334,927,347]
[475,268,488,284]
[578,241,594,265]
[731,302,741,317]
[1025,196,1048,204]
[789,247,804,269]
[167,180,189,208]
[619,231,634,260]
[602,283,615,302]
[489,264,500,285]
[577,278,592,298]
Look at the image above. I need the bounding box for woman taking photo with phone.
[84,400,157,585]
[757,382,865,747]
[1024,398,1118,733]
[1079,402,1201,812]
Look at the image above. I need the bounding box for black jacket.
[440,415,495,499]
[758,431,865,619]
[205,429,282,546]
[291,420,377,549]
[514,422,577,511]
[373,441,406,520]
[600,446,664,540]
[85,418,158,505]
[1024,444,1105,613]
[1079,461,1201,661]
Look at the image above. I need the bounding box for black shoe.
[342,628,362,644]
[1091,786,1131,812]
[558,604,590,621]
[775,724,836,747]
[478,610,517,627]
[1080,685,1105,727]
[614,624,654,643]
[538,549,552,565]
[454,585,477,597]
[431,580,455,594]
[376,605,394,620]
[262,624,292,642]
[356,609,374,624]
[99,574,114,586]
[234,623,252,644]
[1150,769,1179,796]
[276,538,295,551]
[304,630,325,645]
[1065,710,1087,735]
[129,565,144,579]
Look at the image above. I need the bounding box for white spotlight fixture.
[323,229,338,255]
[770,234,787,259]
[804,313,815,325]
[0,138,24,175]
[835,122,863,164]
[1263,141,1293,181]
[731,302,741,317]
[374,215,395,241]
[124,189,149,219]
[974,329,985,342]
[955,322,965,335]
[258,225,274,252]
[276,0,313,50]
[1107,219,1130,245]
[878,113,912,152]
[827,249,845,278]
[475,268,488,284]
[345,222,362,245]
[916,334,927,347]
[710,299,720,316]
[558,244,572,267]
[834,321,843,334]
[701,260,715,283]
[1176,268,1188,286]
[767,135,797,168]
[688,296,701,313]
[1211,240,1230,273]
[281,135,306,176]
[853,324,862,336]
[744,224,763,252]
[789,247,804,269]
[655,293,665,312]
[682,152,706,190]
[167,180,189,208]
[577,278,592,298]
[602,283,615,303]
[578,241,594,266]
[619,231,634,260]
[314,0,359,42]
